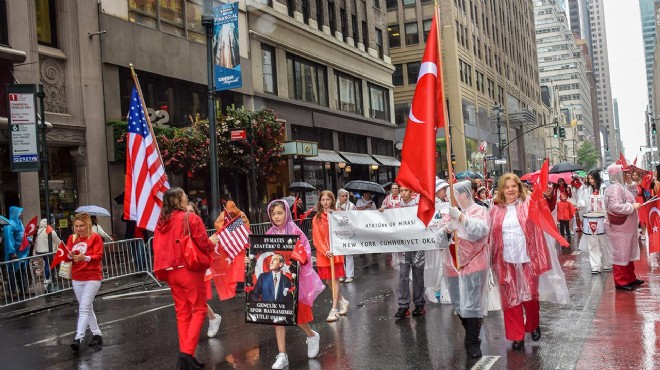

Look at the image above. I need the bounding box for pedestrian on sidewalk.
[67,213,105,351]
[604,164,644,291]
[383,186,426,318]
[3,206,27,297]
[577,170,612,274]
[312,190,350,322]
[34,218,62,287]
[91,216,114,242]
[489,174,551,350]
[258,199,325,369]
[436,180,491,358]
[557,193,576,242]
[153,188,219,369]
[336,189,356,283]
[356,191,377,210]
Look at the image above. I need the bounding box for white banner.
[329,207,445,255]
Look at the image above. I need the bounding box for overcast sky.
[603,0,648,163]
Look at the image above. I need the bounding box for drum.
[583,212,606,235]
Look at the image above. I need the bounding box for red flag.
[19,216,38,252]
[396,12,445,226]
[641,172,653,192]
[641,199,660,255]
[529,159,570,247]
[123,86,170,231]
[207,248,246,300]
[50,241,70,269]
[615,153,628,169]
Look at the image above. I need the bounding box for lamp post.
[493,104,504,175]
[202,0,219,227]
[37,85,52,252]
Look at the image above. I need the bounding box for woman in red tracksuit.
[154,187,219,370]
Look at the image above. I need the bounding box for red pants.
[503,300,540,341]
[613,262,636,286]
[166,268,207,355]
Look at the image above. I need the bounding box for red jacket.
[67,233,104,281]
[556,200,576,221]
[153,210,213,280]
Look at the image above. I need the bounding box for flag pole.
[129,64,166,166]
[434,4,460,269]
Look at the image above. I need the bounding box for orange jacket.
[214,201,250,231]
[556,200,576,221]
[312,212,344,268]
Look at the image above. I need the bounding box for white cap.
[435,177,450,192]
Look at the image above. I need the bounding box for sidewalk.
[576,245,660,369]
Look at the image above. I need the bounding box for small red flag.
[396,12,445,226]
[529,159,569,247]
[19,216,38,252]
[616,152,628,169]
[641,199,660,255]
[290,239,308,264]
[50,241,70,269]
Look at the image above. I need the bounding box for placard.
[245,234,299,326]
[8,84,40,172]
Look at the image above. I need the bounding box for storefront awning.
[372,154,401,167]
[339,152,379,165]
[305,149,345,163]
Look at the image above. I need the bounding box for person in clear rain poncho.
[435,180,491,359]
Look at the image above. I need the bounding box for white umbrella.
[75,205,111,217]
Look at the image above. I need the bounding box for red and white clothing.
[577,184,612,272]
[604,182,640,286]
[381,194,401,209]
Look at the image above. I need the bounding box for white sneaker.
[272,353,289,369]
[207,313,221,337]
[306,330,320,358]
[344,277,353,283]
[338,299,350,315]
[425,288,438,303]
[326,308,340,322]
[339,277,346,282]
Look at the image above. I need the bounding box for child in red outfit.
[557,193,576,241]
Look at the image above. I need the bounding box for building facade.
[641,0,660,167]
[387,0,546,177]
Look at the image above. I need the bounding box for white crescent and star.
[649,207,660,233]
[408,61,438,124]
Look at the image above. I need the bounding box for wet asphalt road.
[0,236,617,370]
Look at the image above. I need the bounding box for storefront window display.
[40,147,78,242]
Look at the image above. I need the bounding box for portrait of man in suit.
[252,253,293,303]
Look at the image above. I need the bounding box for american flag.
[217,216,250,260]
[124,86,169,231]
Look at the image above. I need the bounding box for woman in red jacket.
[68,213,105,351]
[154,188,219,370]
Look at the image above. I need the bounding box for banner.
[213,2,242,91]
[329,207,445,255]
[245,235,299,326]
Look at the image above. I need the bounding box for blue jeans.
[38,253,53,280]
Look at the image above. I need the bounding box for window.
[374,0,381,9]
[0,0,8,46]
[328,0,336,35]
[158,0,185,36]
[405,22,418,45]
[302,0,310,23]
[386,0,398,9]
[423,19,432,42]
[407,62,420,85]
[388,24,401,48]
[352,15,359,47]
[362,21,369,49]
[475,70,484,92]
[369,84,390,120]
[335,71,363,114]
[287,53,328,106]
[261,44,277,94]
[287,0,295,17]
[36,0,58,47]
[316,0,324,27]
[186,0,205,43]
[341,8,348,42]
[375,28,384,59]
[403,0,415,6]
[392,64,404,86]
[129,0,217,43]
[394,103,411,125]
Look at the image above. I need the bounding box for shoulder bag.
[607,212,627,226]
[180,212,212,272]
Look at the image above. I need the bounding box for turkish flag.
[529,159,570,247]
[396,11,445,226]
[616,152,628,168]
[19,216,39,252]
[641,199,660,254]
[207,247,246,300]
[50,241,70,269]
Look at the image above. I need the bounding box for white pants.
[344,255,354,278]
[72,280,102,340]
[587,234,612,271]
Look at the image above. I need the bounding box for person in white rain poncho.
[425,177,451,304]
[577,170,612,274]
[435,180,490,359]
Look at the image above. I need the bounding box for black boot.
[177,352,204,370]
[464,318,483,358]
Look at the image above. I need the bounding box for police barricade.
[204,218,312,239]
[0,238,158,308]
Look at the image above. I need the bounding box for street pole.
[496,106,503,176]
[202,0,219,226]
[37,85,52,252]
[248,121,259,222]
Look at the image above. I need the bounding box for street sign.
[485,155,499,161]
[8,84,40,172]
[494,159,507,165]
[230,128,247,141]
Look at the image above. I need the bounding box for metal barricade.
[0,238,158,308]
[205,217,313,238]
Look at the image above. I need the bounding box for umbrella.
[0,215,9,226]
[548,162,583,174]
[75,205,111,217]
[342,180,386,195]
[519,171,539,182]
[549,172,573,184]
[381,181,393,190]
[626,165,649,177]
[289,182,316,193]
[455,171,485,180]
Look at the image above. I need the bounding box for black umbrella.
[289,182,316,193]
[343,180,386,195]
[549,162,583,174]
[381,181,393,190]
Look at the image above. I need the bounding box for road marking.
[102,287,170,300]
[470,356,500,370]
[24,303,174,347]
[563,260,575,267]
[572,251,581,255]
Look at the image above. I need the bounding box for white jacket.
[34,219,62,253]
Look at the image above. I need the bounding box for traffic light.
[559,127,566,138]
[652,123,657,135]
[451,154,456,165]
[553,127,558,138]
[501,139,507,147]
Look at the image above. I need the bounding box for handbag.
[59,261,72,279]
[607,212,627,226]
[180,212,212,272]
